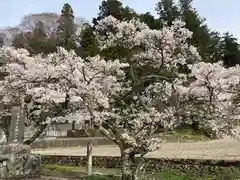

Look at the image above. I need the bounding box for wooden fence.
[25,124,84,139]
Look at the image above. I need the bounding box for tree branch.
[23,124,47,145]
[98,125,118,144]
[24,93,70,145]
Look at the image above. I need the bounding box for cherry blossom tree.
[94,16,240,180]
[0,45,127,144]
[0,15,239,180]
[0,45,128,175]
[93,16,197,179]
[186,61,240,138]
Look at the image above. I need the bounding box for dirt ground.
[32,138,240,160]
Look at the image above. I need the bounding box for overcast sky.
[0,0,239,38]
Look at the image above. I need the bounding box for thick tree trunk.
[71,121,76,131]
[121,152,132,180]
[121,150,138,180]
[87,138,93,175]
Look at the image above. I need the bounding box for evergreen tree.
[93,0,124,26]
[179,0,220,62]
[207,31,223,63]
[78,24,99,58]
[155,0,180,26]
[221,32,240,67]
[0,37,3,47]
[27,21,47,54]
[93,0,138,26]
[139,12,161,29]
[56,3,76,50]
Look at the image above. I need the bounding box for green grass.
[64,125,211,143]
[154,170,240,180]
[43,164,120,175]
[162,125,211,142]
[42,164,240,180]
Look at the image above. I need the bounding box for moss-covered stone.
[40,155,240,176]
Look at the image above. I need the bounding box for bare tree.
[0,27,22,45]
[18,13,60,36]
[19,13,88,36]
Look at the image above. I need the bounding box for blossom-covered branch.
[0,46,128,143]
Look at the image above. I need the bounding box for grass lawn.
[161,125,211,142]
[42,164,240,180]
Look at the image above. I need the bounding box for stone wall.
[40,170,118,180]
[0,174,40,180]
[30,137,113,149]
[41,155,240,176]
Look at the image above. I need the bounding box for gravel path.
[32,138,240,160]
